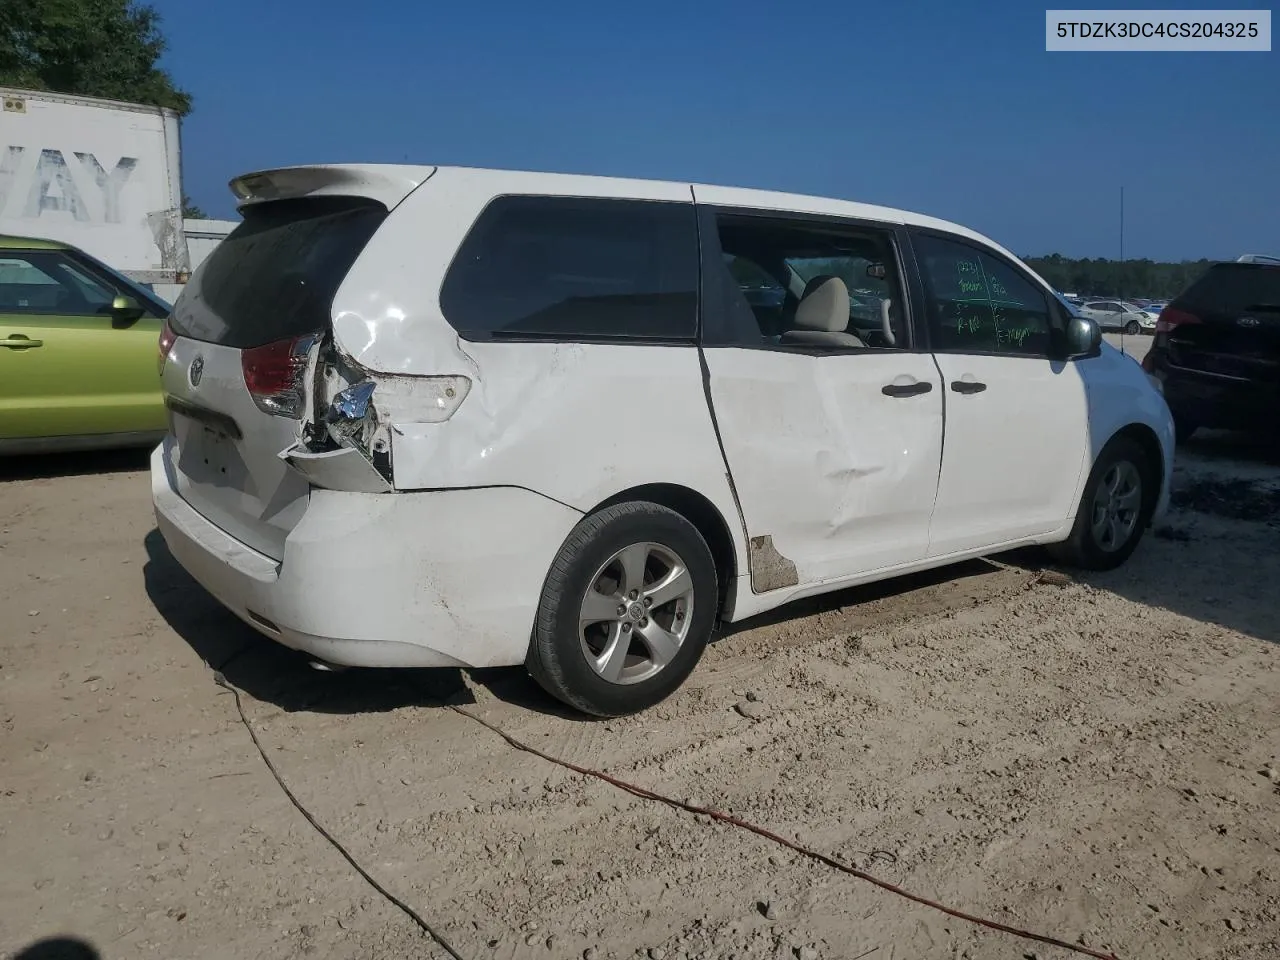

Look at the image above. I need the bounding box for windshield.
[1177,263,1280,315]
[171,196,388,348]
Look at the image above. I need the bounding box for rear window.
[439,196,699,341]
[171,196,387,348]
[1176,263,1280,316]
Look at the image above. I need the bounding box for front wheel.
[1048,436,1155,570]
[526,502,718,717]
[1124,320,1141,335]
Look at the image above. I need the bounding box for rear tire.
[1048,436,1155,571]
[526,502,718,717]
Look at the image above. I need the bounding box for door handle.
[950,380,987,394]
[0,337,43,349]
[881,381,933,397]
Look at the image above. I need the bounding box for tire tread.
[526,501,715,717]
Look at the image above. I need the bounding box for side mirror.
[110,295,145,324]
[1064,316,1102,360]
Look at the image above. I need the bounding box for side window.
[0,252,113,316]
[914,234,1055,357]
[722,253,787,337]
[58,260,117,311]
[440,196,699,341]
[707,213,908,351]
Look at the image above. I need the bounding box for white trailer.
[0,86,188,284]
[150,217,240,304]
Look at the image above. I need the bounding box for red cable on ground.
[451,705,1121,960]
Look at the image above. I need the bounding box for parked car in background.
[152,164,1173,717]
[1,235,171,454]
[1144,258,1280,442]
[1078,299,1157,335]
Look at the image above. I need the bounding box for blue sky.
[151,0,1277,261]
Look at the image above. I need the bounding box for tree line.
[1023,253,1216,300]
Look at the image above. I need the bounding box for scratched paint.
[75,151,138,223]
[0,146,140,224]
[24,149,89,221]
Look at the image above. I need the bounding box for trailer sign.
[0,146,139,224]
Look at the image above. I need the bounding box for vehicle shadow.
[1058,428,1280,647]
[716,555,1017,638]
[140,528,587,720]
[9,937,101,960]
[0,447,152,483]
[142,422,1280,725]
[1179,428,1280,468]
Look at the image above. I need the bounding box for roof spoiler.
[1236,254,1280,265]
[229,164,437,211]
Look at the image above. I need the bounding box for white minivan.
[152,165,1174,716]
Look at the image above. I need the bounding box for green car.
[0,234,172,454]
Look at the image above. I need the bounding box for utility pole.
[1119,185,1125,292]
[1119,185,1126,349]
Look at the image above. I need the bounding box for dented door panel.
[703,348,944,589]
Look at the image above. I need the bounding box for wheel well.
[1110,423,1165,518]
[591,484,738,612]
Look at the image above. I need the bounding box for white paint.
[229,164,435,210]
[0,87,184,280]
[160,338,310,561]
[152,163,1176,675]
[153,441,579,668]
[926,355,1090,556]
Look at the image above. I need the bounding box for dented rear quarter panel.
[327,167,751,578]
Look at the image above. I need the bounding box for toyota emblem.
[189,355,204,387]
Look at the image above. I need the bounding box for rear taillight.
[158,319,177,372]
[1155,306,1200,335]
[241,334,317,418]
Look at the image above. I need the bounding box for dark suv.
[1144,258,1280,442]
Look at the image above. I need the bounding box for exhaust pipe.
[307,659,348,673]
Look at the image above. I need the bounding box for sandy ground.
[2,427,1278,960]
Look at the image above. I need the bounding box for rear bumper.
[151,441,582,668]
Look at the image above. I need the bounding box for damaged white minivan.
[152,164,1174,716]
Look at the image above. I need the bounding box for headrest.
[794,275,849,333]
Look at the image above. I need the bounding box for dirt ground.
[2,427,1278,960]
